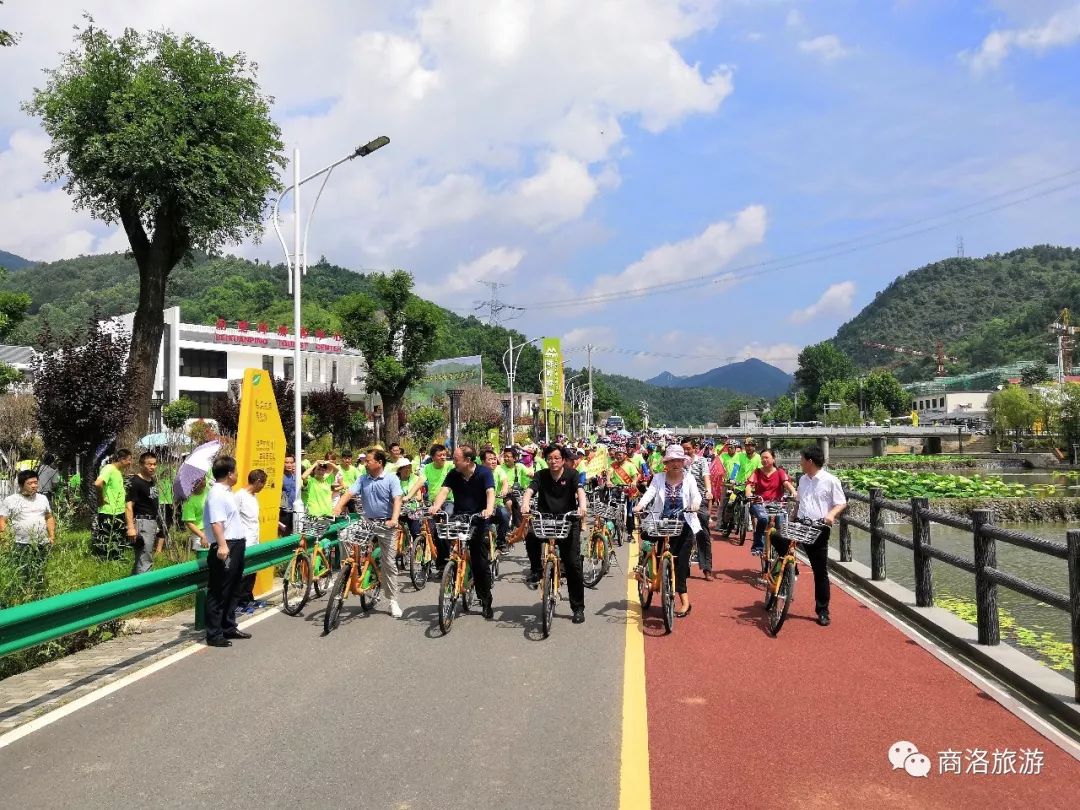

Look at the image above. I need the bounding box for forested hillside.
[0,251,545,393]
[582,368,739,426]
[832,246,1080,379]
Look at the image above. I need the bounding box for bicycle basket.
[338,521,375,556]
[302,515,333,538]
[532,512,574,539]
[780,520,824,545]
[433,513,477,542]
[641,517,683,537]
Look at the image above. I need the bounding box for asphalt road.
[1,543,629,810]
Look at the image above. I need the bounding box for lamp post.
[503,336,543,447]
[272,136,389,525]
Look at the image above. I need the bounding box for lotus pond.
[835,468,1080,499]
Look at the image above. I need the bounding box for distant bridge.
[661,425,968,461]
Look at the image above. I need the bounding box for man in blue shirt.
[333,448,403,619]
[279,454,297,536]
[429,444,496,619]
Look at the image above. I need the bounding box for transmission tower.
[955,235,965,258]
[474,280,524,325]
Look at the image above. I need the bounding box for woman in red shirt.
[745,449,798,555]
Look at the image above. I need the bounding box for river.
[845,520,1074,677]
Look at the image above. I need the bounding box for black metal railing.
[838,487,1080,702]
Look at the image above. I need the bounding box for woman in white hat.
[633,443,701,617]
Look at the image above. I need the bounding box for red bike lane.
[640,533,1080,810]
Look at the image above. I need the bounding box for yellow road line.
[619,537,650,810]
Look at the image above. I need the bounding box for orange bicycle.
[635,515,686,634]
[405,504,438,591]
[434,512,483,635]
[323,517,385,634]
[281,516,334,616]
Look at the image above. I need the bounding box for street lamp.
[272,136,389,526]
[503,335,543,446]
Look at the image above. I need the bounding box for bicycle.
[582,496,620,588]
[763,518,826,636]
[434,512,483,635]
[323,517,386,634]
[635,514,686,634]
[721,490,750,545]
[754,499,792,579]
[405,505,438,591]
[532,511,577,638]
[281,516,335,616]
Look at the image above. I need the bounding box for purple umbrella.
[173,440,221,501]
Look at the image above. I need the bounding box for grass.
[0,522,201,681]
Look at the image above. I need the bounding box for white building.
[911,391,992,425]
[111,306,370,417]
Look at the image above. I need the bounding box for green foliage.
[407,405,448,450]
[161,397,196,431]
[588,369,736,426]
[836,468,1031,499]
[0,0,18,48]
[0,362,22,395]
[987,385,1039,437]
[336,271,443,440]
[769,395,795,424]
[794,341,856,413]
[306,386,351,444]
[833,246,1080,373]
[0,286,31,340]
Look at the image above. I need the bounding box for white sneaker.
[390,599,403,619]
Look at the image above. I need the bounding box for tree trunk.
[383,394,402,444]
[117,205,187,450]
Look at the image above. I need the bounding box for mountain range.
[0,250,33,271]
[647,358,792,398]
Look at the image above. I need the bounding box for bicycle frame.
[764,536,797,600]
[636,534,673,596]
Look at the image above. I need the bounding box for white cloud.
[562,325,616,349]
[587,205,767,298]
[798,34,852,63]
[786,9,805,29]
[788,281,856,324]
[963,4,1080,73]
[416,246,525,299]
[0,0,734,278]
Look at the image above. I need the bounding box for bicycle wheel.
[359,562,382,612]
[768,563,796,636]
[734,504,747,545]
[312,545,332,597]
[637,553,654,609]
[582,532,605,587]
[661,554,675,634]
[281,553,312,616]
[540,558,558,638]
[438,560,458,635]
[323,562,352,634]
[409,534,430,591]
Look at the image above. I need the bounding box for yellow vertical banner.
[233,368,287,597]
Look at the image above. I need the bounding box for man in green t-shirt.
[336,450,362,514]
[495,447,532,531]
[422,444,453,509]
[302,460,337,518]
[734,439,762,487]
[92,449,133,559]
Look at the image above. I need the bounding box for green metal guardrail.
[0,519,350,658]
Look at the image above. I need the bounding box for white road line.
[829,573,1080,761]
[0,607,281,751]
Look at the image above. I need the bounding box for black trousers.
[206,538,246,640]
[466,522,493,604]
[525,522,584,612]
[804,526,831,615]
[279,509,293,537]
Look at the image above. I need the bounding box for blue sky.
[1,1,1079,379]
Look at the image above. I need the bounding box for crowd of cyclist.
[302,429,845,629]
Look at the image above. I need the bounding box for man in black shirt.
[429,444,497,619]
[126,451,165,575]
[521,443,589,624]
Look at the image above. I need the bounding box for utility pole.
[587,344,594,433]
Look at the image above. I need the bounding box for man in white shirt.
[796,445,847,627]
[235,469,267,613]
[1,470,56,583]
[203,456,250,647]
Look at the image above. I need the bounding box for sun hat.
[662,444,687,463]
[390,457,412,473]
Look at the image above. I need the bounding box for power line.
[472,280,524,325]
[516,166,1080,311]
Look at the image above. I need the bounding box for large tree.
[794,341,856,416]
[0,0,18,47]
[25,22,284,446]
[336,271,443,443]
